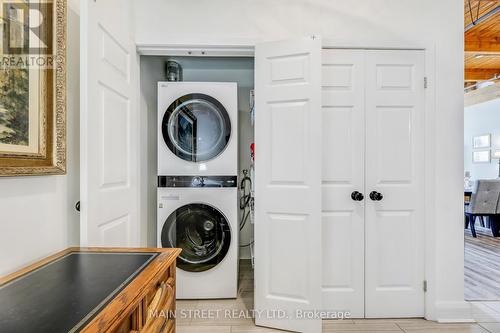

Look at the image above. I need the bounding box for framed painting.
[0,0,66,176]
[472,134,491,149]
[472,150,491,164]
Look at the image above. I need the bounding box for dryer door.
[162,94,231,162]
[161,203,232,272]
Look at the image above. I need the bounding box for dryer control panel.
[158,176,237,188]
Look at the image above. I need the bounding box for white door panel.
[321,49,425,318]
[255,37,322,333]
[365,50,425,318]
[80,0,139,247]
[321,50,365,318]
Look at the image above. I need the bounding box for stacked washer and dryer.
[157,82,239,299]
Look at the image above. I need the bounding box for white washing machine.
[157,176,238,299]
[158,82,238,176]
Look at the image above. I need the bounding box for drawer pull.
[148,283,167,314]
[140,317,165,333]
[164,319,175,333]
[141,280,175,333]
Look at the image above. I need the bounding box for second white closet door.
[364,50,425,318]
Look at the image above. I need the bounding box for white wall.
[0,0,80,276]
[139,56,255,258]
[464,98,500,181]
[133,0,466,321]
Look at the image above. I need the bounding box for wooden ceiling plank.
[464,0,500,83]
[465,39,500,53]
[464,0,500,27]
[465,1,499,26]
[465,10,500,33]
[465,55,500,70]
[465,68,500,81]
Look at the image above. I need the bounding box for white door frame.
[136,40,442,321]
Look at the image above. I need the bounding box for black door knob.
[369,191,384,201]
[351,191,364,201]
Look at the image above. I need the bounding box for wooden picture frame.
[0,0,66,176]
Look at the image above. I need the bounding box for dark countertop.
[0,252,157,333]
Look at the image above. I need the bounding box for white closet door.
[364,50,425,317]
[321,50,365,318]
[255,37,322,333]
[80,0,140,247]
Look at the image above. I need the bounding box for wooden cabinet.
[82,250,179,333]
[125,271,177,333]
[0,247,181,333]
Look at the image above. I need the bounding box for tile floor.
[176,260,500,333]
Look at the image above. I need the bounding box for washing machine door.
[161,203,232,272]
[162,94,231,162]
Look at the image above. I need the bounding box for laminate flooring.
[176,260,500,332]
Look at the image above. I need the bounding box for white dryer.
[157,176,238,299]
[158,82,238,176]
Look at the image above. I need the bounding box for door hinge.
[423,280,428,292]
[424,77,428,89]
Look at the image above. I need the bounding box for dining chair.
[465,179,500,238]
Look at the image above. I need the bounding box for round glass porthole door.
[162,94,231,162]
[161,203,231,272]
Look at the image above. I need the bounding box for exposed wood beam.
[465,38,500,52]
[465,81,500,107]
[465,68,500,81]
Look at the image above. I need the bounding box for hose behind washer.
[239,169,254,247]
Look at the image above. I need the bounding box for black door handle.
[351,191,364,201]
[75,201,80,212]
[369,191,383,201]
